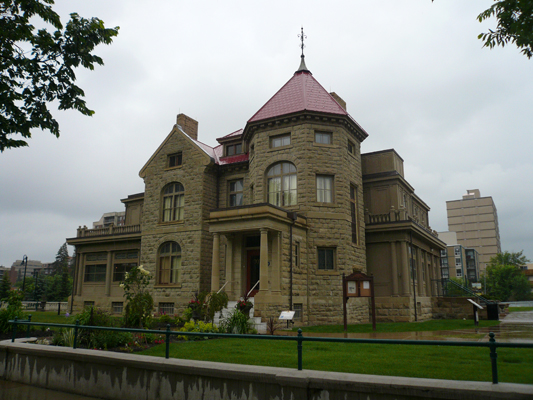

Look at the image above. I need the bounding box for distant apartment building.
[446,189,501,272]
[437,231,480,283]
[93,212,126,229]
[9,260,54,282]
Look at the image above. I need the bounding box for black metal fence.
[9,317,533,385]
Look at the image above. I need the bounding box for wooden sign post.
[343,271,376,332]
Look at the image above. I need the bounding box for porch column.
[76,252,84,295]
[259,228,269,292]
[271,232,281,293]
[401,242,410,295]
[224,234,234,296]
[416,248,424,297]
[105,251,113,296]
[390,241,399,296]
[425,254,432,297]
[211,232,220,292]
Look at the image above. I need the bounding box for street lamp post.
[21,255,28,294]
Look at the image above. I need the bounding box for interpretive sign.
[279,311,295,320]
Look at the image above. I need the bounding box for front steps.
[213,299,267,334]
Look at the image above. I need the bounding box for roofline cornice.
[243,110,368,143]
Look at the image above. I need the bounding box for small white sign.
[467,298,483,309]
[279,311,295,320]
[347,281,356,294]
[363,281,370,290]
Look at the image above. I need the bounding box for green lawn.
[23,311,74,324]
[138,338,533,384]
[293,319,499,333]
[509,307,533,312]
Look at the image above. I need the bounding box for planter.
[238,304,253,318]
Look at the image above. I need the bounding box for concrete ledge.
[1,340,531,400]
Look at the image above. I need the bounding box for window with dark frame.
[162,182,184,222]
[113,263,137,281]
[348,141,355,155]
[315,131,332,144]
[158,242,181,285]
[350,184,358,244]
[159,303,175,314]
[270,133,291,148]
[317,247,335,270]
[112,302,124,314]
[293,303,303,320]
[84,264,106,282]
[225,143,243,156]
[167,152,182,168]
[228,179,244,207]
[294,241,300,266]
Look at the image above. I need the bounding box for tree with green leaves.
[0,273,12,301]
[488,250,529,268]
[53,242,69,275]
[477,0,533,59]
[0,0,119,151]
[433,0,533,59]
[483,251,531,301]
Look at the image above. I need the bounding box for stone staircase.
[213,298,267,334]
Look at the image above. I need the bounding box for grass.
[292,319,500,333]
[138,338,533,384]
[509,307,533,312]
[23,311,74,324]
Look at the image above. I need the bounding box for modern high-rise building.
[446,189,501,272]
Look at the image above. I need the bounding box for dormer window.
[225,143,242,156]
[167,152,182,168]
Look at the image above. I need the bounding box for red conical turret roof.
[248,70,349,123]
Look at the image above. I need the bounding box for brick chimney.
[176,114,198,141]
[329,92,347,111]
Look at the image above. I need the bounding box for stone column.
[259,228,269,292]
[211,233,220,292]
[271,232,281,293]
[75,252,84,296]
[416,249,424,297]
[401,242,410,295]
[105,251,113,296]
[224,234,234,297]
[390,241,398,296]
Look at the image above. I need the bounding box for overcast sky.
[1,0,531,267]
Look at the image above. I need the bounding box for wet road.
[2,311,532,399]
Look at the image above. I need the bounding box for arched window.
[162,182,184,222]
[158,242,181,284]
[266,162,297,206]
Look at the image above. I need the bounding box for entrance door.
[247,250,260,297]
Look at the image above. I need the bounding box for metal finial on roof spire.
[296,27,310,73]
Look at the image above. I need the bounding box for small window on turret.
[315,131,332,144]
[348,141,355,155]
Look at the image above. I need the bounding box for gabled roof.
[248,71,349,123]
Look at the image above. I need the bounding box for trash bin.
[486,303,499,320]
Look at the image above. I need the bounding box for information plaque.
[279,311,295,320]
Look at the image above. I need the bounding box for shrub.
[74,306,131,349]
[178,320,218,340]
[219,309,254,334]
[0,290,24,334]
[121,265,154,328]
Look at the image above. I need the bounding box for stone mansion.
[67,56,445,325]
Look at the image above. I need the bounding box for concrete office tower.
[446,189,501,272]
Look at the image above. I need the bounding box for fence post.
[165,324,171,359]
[74,319,80,349]
[26,314,32,338]
[58,302,61,316]
[489,332,498,384]
[12,316,18,342]
[297,329,303,371]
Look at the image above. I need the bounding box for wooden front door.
[247,250,260,297]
